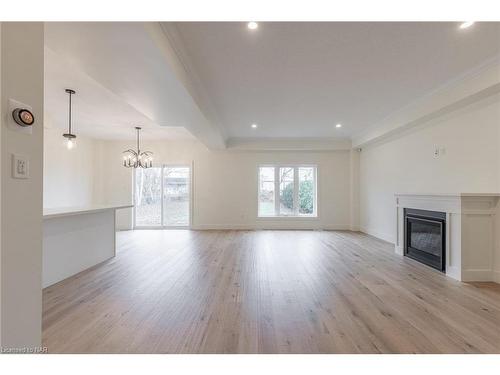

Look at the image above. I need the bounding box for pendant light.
[62,88,77,150]
[123,127,153,168]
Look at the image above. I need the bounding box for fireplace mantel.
[395,193,500,283]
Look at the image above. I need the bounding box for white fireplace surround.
[395,193,500,283]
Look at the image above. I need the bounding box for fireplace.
[404,208,446,272]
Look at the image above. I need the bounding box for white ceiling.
[43,22,500,146]
[172,22,500,139]
[44,47,193,141]
[44,22,217,142]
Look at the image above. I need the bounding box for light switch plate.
[433,146,440,158]
[12,154,29,179]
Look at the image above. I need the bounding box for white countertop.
[459,193,500,197]
[43,204,133,219]
[395,193,500,197]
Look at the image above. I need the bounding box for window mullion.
[314,167,317,216]
[275,166,280,216]
[294,167,299,216]
[133,169,137,228]
[161,166,165,227]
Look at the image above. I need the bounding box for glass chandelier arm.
[122,127,153,168]
[123,149,138,156]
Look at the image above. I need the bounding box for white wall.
[1,22,44,348]
[349,149,360,231]
[43,127,97,208]
[95,139,353,230]
[359,94,500,243]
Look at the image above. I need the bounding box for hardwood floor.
[42,230,500,354]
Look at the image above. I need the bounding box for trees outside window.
[258,165,317,217]
[135,166,191,227]
[135,167,162,226]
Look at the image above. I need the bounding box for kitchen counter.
[43,203,133,288]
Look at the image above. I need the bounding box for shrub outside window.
[258,165,317,217]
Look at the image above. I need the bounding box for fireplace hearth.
[404,208,446,272]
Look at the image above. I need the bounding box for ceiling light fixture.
[123,127,153,168]
[251,123,258,129]
[459,21,475,29]
[247,22,258,30]
[336,124,342,128]
[63,89,77,150]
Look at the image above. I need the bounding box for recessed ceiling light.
[459,21,475,29]
[336,124,342,128]
[247,22,259,30]
[251,123,258,129]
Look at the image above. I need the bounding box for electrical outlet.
[434,146,446,158]
[12,154,29,179]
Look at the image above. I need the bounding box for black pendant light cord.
[64,88,76,137]
[68,91,72,135]
[136,127,141,154]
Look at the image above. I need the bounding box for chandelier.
[123,127,153,168]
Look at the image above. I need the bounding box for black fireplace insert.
[404,208,446,272]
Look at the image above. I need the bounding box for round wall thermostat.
[12,108,35,127]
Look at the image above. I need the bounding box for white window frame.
[257,164,318,218]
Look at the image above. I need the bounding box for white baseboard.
[445,265,461,281]
[394,245,404,256]
[492,270,500,283]
[191,223,353,231]
[461,269,493,282]
[191,224,251,230]
[315,225,353,231]
[117,226,133,231]
[359,226,394,244]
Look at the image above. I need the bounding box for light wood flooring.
[42,230,500,353]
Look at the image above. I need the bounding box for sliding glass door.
[134,167,162,226]
[134,165,191,228]
[163,166,190,226]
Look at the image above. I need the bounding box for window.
[135,165,191,227]
[258,167,275,216]
[279,167,294,215]
[163,166,190,226]
[258,165,317,217]
[135,167,162,226]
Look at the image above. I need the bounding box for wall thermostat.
[12,108,35,127]
[8,99,34,134]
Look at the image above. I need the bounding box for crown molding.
[352,58,500,148]
[226,137,351,151]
